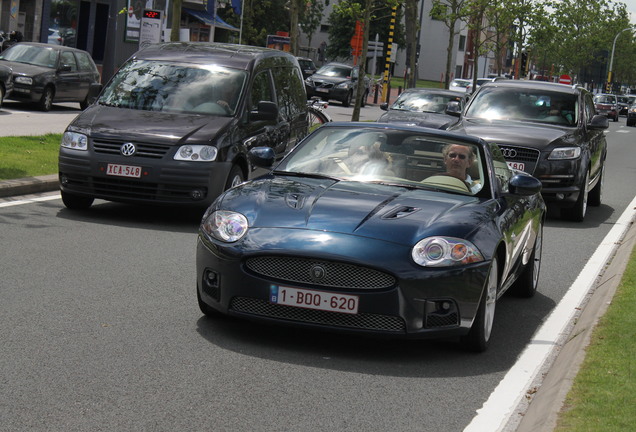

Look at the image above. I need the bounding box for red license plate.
[270,285,359,314]
[106,163,142,178]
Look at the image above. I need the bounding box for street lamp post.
[607,27,633,91]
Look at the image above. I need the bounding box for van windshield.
[98,60,247,116]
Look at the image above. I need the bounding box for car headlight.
[412,237,484,267]
[174,145,217,161]
[201,210,248,242]
[14,76,33,85]
[61,131,88,150]
[335,82,350,89]
[548,147,581,160]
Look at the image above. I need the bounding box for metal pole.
[607,27,632,88]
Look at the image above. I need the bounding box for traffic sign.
[559,74,572,85]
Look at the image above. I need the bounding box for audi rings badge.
[121,142,136,157]
[500,147,518,159]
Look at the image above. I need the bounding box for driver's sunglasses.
[448,152,468,160]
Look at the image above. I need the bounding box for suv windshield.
[98,60,247,116]
[315,64,352,78]
[465,87,578,126]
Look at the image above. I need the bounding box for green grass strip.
[0,134,62,180]
[555,244,636,431]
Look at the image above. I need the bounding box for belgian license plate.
[270,285,359,314]
[106,163,142,178]
[507,161,525,171]
[316,88,329,93]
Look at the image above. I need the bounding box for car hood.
[451,118,571,149]
[378,110,457,129]
[0,60,52,76]
[217,176,488,244]
[68,104,233,144]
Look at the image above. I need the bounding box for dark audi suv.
[449,81,608,222]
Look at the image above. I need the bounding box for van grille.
[93,139,171,159]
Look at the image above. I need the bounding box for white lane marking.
[0,193,60,208]
[464,194,636,432]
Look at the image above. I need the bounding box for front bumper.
[59,145,232,207]
[7,84,42,103]
[196,229,491,339]
[306,85,350,102]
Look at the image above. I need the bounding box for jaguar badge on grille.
[309,264,326,281]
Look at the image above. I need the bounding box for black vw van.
[58,42,308,209]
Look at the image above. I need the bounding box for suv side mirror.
[250,101,278,121]
[445,101,462,117]
[248,146,276,168]
[589,114,609,130]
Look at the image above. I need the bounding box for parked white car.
[449,78,471,93]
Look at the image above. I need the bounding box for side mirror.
[380,102,389,111]
[589,114,609,130]
[60,64,72,72]
[445,101,462,117]
[250,101,278,122]
[248,146,276,168]
[509,173,542,196]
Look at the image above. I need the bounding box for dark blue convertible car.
[196,123,546,352]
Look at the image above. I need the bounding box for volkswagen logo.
[120,142,136,157]
[309,264,326,282]
[500,147,518,159]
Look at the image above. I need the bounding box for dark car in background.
[58,42,308,210]
[305,62,371,107]
[627,103,636,126]
[196,122,545,352]
[593,93,619,122]
[296,56,317,79]
[0,42,100,111]
[617,95,632,116]
[0,63,12,109]
[449,80,608,222]
[377,88,464,129]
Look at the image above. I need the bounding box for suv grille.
[230,297,406,332]
[245,256,396,289]
[93,139,171,159]
[498,145,540,163]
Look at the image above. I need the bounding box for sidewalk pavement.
[0,174,59,198]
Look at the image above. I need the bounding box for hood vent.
[382,206,420,219]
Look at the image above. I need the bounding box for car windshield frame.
[275,126,488,197]
[0,44,59,68]
[97,59,247,116]
[465,87,579,126]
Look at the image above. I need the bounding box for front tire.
[224,165,244,190]
[61,190,94,210]
[39,86,54,111]
[461,257,498,352]
[588,164,604,207]
[561,170,589,222]
[342,91,352,107]
[0,85,4,110]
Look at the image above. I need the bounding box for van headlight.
[61,131,88,150]
[174,145,218,161]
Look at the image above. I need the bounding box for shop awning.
[183,8,239,32]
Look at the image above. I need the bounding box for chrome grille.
[230,297,406,332]
[93,139,171,158]
[498,146,540,163]
[245,256,396,289]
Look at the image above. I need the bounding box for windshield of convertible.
[276,127,486,195]
[465,87,578,126]
[98,60,247,116]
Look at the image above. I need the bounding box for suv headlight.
[174,145,217,161]
[335,82,350,89]
[15,76,33,85]
[548,147,581,160]
[412,237,484,267]
[201,210,248,242]
[61,131,88,150]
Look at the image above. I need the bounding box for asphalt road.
[1,101,635,431]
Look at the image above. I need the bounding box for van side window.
[272,67,306,120]
[251,71,274,110]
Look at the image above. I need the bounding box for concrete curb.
[0,174,59,198]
